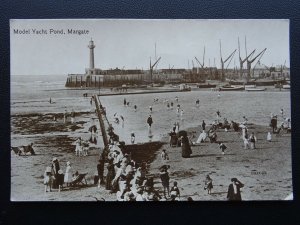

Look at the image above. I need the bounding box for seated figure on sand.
[195,130,207,144]
[208,130,217,143]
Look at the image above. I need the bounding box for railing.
[93,95,109,148]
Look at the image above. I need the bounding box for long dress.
[64,165,72,183]
[181,136,192,158]
[106,163,115,190]
[196,131,207,143]
[51,161,60,188]
[227,183,244,201]
[75,138,82,155]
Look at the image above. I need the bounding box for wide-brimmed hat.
[45,166,52,173]
[58,169,63,175]
[231,178,238,182]
[117,141,125,147]
[67,161,71,165]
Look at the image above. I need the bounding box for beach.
[10,75,292,201]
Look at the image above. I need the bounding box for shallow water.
[11,75,291,144]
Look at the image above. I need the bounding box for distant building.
[66,40,186,87]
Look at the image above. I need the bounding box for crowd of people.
[40,94,291,201]
[93,141,184,201]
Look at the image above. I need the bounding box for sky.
[10,19,290,75]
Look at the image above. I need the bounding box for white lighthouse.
[88,39,95,73]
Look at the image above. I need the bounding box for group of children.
[75,137,90,156]
[43,159,79,193]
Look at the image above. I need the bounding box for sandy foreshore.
[11,103,292,201]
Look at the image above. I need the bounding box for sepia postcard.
[10,19,292,201]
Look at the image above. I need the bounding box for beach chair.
[70,173,88,187]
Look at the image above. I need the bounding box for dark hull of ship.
[229,80,288,86]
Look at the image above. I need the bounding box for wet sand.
[11,106,292,201]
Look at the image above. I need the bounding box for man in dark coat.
[97,159,105,186]
[227,178,244,201]
[202,120,206,131]
[219,142,227,155]
[271,116,278,133]
[147,115,153,127]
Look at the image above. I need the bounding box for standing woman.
[227,178,244,201]
[181,135,192,158]
[106,159,116,191]
[64,161,72,187]
[51,157,60,189]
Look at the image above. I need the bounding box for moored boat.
[245,87,266,91]
[179,83,192,91]
[282,84,290,89]
[197,83,217,88]
[219,85,245,91]
[230,80,287,86]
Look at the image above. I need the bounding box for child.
[219,142,227,155]
[44,166,53,192]
[161,149,169,161]
[243,132,250,149]
[130,132,135,144]
[170,181,180,200]
[204,175,213,194]
[267,132,272,142]
[149,106,153,113]
[249,132,257,149]
[159,166,170,198]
